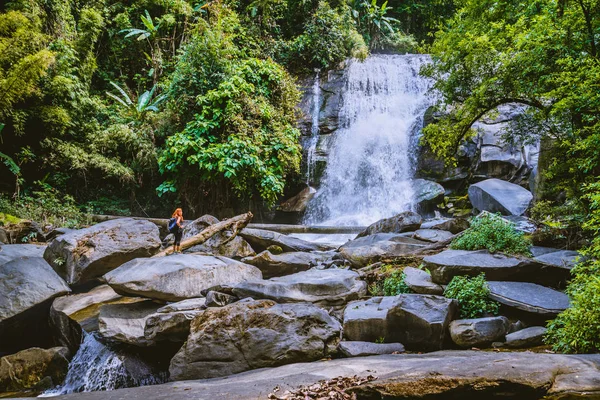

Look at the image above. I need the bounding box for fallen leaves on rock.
[268,375,377,400]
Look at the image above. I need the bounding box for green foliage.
[444,274,500,319]
[382,271,411,296]
[450,213,531,256]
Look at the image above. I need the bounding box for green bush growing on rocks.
[383,271,411,296]
[545,260,600,353]
[450,213,531,256]
[444,274,500,319]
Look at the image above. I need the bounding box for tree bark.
[152,212,253,257]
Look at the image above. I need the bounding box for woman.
[170,208,184,253]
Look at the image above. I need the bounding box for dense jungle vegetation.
[1,0,600,353]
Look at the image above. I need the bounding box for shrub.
[545,259,600,353]
[444,274,500,318]
[450,212,531,256]
[383,271,411,296]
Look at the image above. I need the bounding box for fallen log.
[152,212,253,257]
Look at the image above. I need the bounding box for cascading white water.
[40,332,166,396]
[304,55,435,226]
[305,70,321,185]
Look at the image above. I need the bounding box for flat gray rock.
[468,178,533,216]
[98,300,161,346]
[339,234,429,268]
[44,218,161,285]
[356,212,422,238]
[338,341,405,357]
[423,249,570,287]
[449,316,510,348]
[413,229,454,243]
[241,250,331,278]
[169,300,341,380]
[420,218,470,234]
[487,281,570,315]
[530,246,561,257]
[232,268,366,307]
[535,250,580,269]
[33,351,600,400]
[104,254,262,302]
[0,244,46,266]
[157,298,206,313]
[504,326,547,348]
[403,267,443,295]
[240,228,331,253]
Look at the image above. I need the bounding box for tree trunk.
[152,211,253,257]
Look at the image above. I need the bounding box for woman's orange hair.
[172,208,183,220]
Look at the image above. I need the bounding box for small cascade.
[304,55,435,226]
[305,69,321,185]
[40,332,166,397]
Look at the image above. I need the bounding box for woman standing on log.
[169,208,184,253]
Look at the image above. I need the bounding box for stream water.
[304,55,435,226]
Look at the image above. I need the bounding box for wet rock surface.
[44,218,161,286]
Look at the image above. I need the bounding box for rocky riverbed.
[0,181,597,399]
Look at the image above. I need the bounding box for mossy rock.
[0,213,24,226]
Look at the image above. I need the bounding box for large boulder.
[0,244,46,265]
[339,234,429,268]
[413,179,445,210]
[231,268,366,307]
[241,251,331,278]
[279,187,317,213]
[0,347,70,392]
[0,257,70,354]
[240,228,331,253]
[468,179,533,216]
[449,316,510,348]
[0,228,7,244]
[487,281,570,317]
[343,295,458,351]
[98,301,161,346]
[420,218,470,234]
[403,267,443,295]
[504,326,546,348]
[338,341,405,357]
[44,218,161,286]
[182,215,255,259]
[104,254,262,302]
[144,299,206,344]
[49,284,124,353]
[169,299,341,380]
[356,212,423,238]
[423,249,570,287]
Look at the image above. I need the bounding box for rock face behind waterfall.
[44,218,161,286]
[169,299,341,380]
[468,178,533,216]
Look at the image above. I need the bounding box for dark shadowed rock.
[449,316,510,348]
[504,326,547,348]
[413,229,454,243]
[241,250,331,278]
[343,295,458,351]
[339,234,429,268]
[205,291,237,307]
[535,250,581,269]
[423,249,570,287]
[169,300,341,380]
[0,257,70,354]
[413,179,445,209]
[2,220,45,244]
[279,187,316,213]
[487,281,570,316]
[356,212,423,238]
[0,347,70,392]
[98,301,161,346]
[44,218,161,285]
[240,228,331,253]
[183,215,255,259]
[403,267,443,295]
[0,228,7,244]
[104,254,262,302]
[232,268,366,307]
[144,310,205,343]
[338,341,405,357]
[468,178,533,216]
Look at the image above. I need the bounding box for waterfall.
[304,55,435,226]
[40,332,166,396]
[305,70,321,185]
